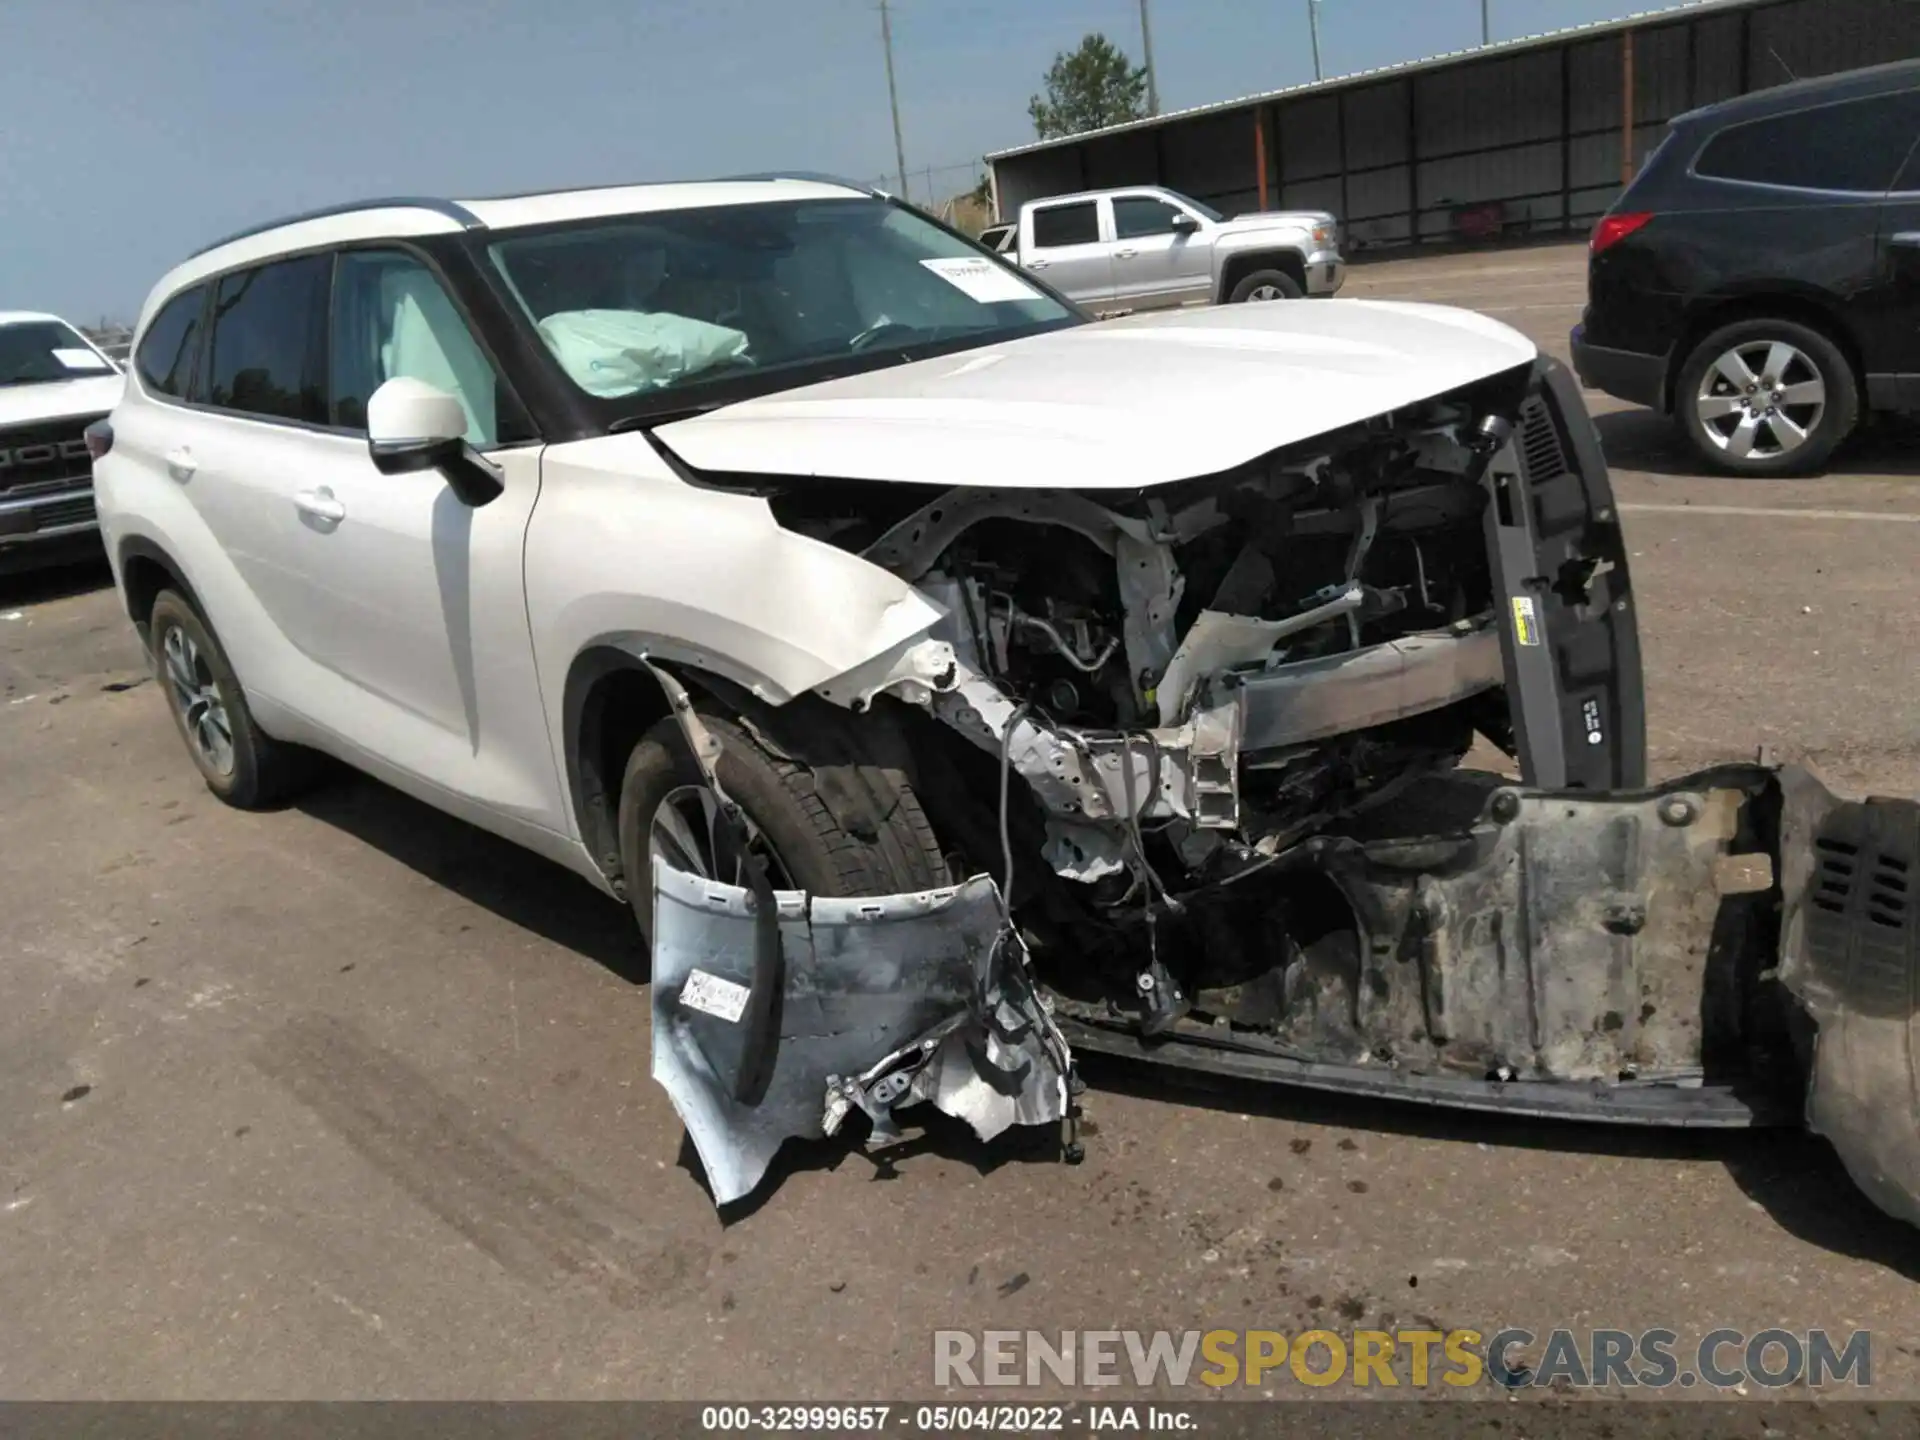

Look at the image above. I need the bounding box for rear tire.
[617,700,950,950]
[1675,317,1857,476]
[148,589,321,808]
[1228,269,1303,303]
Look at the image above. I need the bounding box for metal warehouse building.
[987,0,1920,250]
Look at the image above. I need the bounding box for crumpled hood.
[0,373,124,429]
[655,300,1536,491]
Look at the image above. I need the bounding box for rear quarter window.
[134,286,208,400]
[1693,90,1920,194]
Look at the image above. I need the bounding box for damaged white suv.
[96,177,1918,1219]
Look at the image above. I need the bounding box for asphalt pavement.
[2,242,1917,1401]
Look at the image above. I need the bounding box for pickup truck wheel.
[1675,318,1857,476]
[148,589,321,808]
[618,705,950,950]
[1229,270,1303,302]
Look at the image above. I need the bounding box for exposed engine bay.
[643,357,1919,1226]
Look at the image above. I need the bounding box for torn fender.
[651,862,1069,1208]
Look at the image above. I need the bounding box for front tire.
[1675,318,1857,476]
[148,590,320,808]
[617,701,950,950]
[1228,269,1303,303]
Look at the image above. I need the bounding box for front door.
[1109,194,1210,308]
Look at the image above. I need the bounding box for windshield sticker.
[679,967,751,1024]
[52,348,110,372]
[920,256,1042,304]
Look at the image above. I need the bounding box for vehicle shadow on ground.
[1077,1051,1920,1280]
[1595,407,1920,479]
[294,772,649,985]
[0,553,114,607]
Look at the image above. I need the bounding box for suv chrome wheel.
[1694,339,1827,462]
[160,623,235,777]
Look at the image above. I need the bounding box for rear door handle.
[164,446,196,480]
[1026,257,1050,269]
[294,487,346,526]
[1115,247,1138,258]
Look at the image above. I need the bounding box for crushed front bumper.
[651,863,1069,1207]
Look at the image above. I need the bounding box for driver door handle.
[294,487,346,525]
[164,446,196,481]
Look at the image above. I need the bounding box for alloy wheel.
[1246,283,1289,301]
[1694,339,1827,462]
[650,783,796,891]
[160,624,235,777]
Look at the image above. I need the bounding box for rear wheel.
[1675,318,1857,476]
[1228,269,1303,303]
[148,589,320,808]
[617,702,950,950]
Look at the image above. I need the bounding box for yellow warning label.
[1511,595,1541,647]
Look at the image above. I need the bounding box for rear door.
[1875,115,1920,393]
[1684,88,1920,383]
[1022,199,1113,306]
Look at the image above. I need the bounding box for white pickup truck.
[1002,185,1343,314]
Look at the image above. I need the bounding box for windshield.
[487,198,1078,416]
[0,321,115,388]
[1166,191,1224,222]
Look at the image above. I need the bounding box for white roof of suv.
[141,177,875,331]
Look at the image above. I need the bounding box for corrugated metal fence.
[990,0,1920,250]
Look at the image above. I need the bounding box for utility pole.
[1481,0,1491,45]
[878,0,908,199]
[1307,0,1323,81]
[1138,0,1160,115]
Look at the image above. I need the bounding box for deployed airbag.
[537,308,749,397]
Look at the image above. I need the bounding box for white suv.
[98,177,1641,1202]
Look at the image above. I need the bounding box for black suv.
[1573,59,1920,476]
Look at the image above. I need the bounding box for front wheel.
[1675,318,1858,476]
[1228,269,1303,303]
[617,701,950,951]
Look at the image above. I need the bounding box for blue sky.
[9,0,1648,322]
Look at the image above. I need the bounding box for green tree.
[1028,33,1149,140]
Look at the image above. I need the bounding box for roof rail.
[188,197,483,259]
[715,171,882,195]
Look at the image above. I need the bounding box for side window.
[206,256,330,423]
[1031,202,1099,248]
[331,249,528,447]
[134,286,207,400]
[1894,134,1920,193]
[1694,92,1920,194]
[1113,197,1184,239]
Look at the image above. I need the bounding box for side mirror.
[1170,212,1201,234]
[366,377,504,508]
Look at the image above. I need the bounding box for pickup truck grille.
[0,414,103,497]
